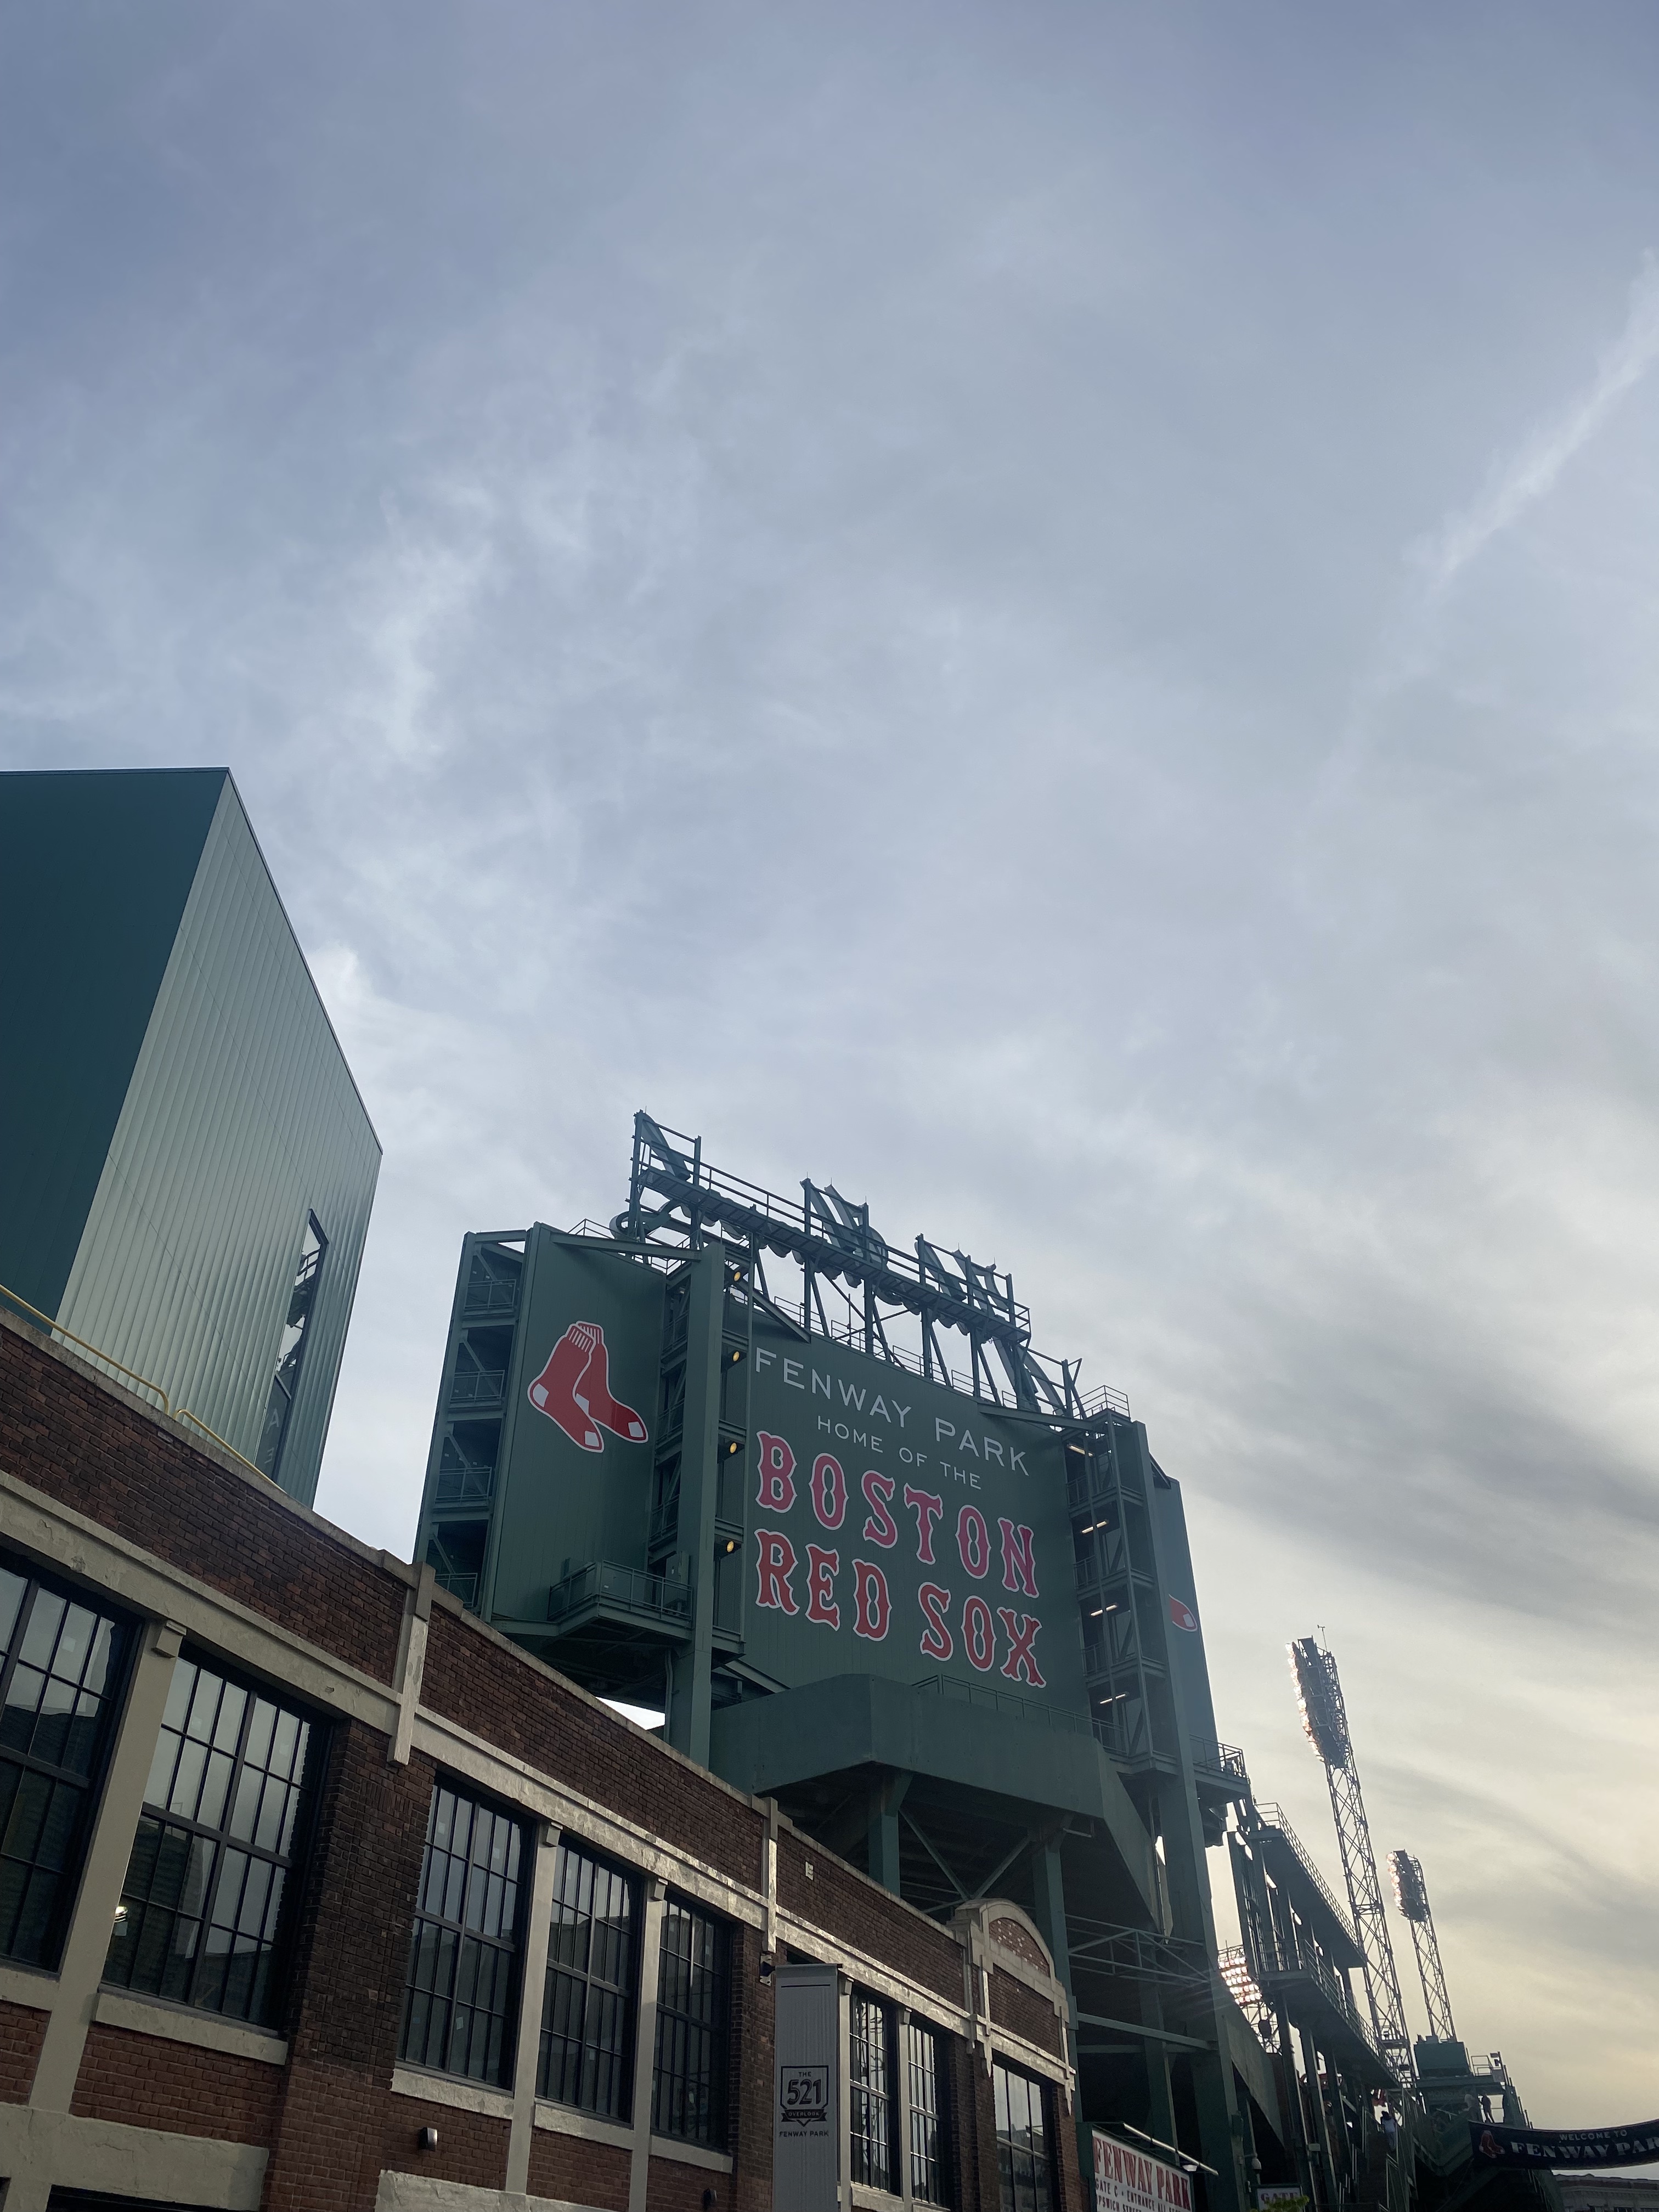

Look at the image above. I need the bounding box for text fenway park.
[746,1341,1051,1687]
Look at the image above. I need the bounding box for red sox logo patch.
[527,1322,650,1454]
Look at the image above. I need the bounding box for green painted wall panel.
[56,776,380,1505]
[0,768,224,1318]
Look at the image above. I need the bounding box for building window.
[400,1782,523,2085]
[908,2017,949,2204]
[994,2058,1053,2212]
[104,1654,317,2026]
[539,1839,638,2118]
[256,1216,327,1481]
[850,1990,895,2190]
[651,1895,730,2147]
[0,1559,131,1968]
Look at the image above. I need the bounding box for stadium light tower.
[1289,1635,1415,2086]
[1389,1850,1457,2045]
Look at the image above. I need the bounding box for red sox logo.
[527,1322,650,1454]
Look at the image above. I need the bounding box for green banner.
[740,1318,1087,1712]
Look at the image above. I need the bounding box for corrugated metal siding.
[0,767,224,1322]
[57,778,381,1506]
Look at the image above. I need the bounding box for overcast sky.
[5,1,1658,2131]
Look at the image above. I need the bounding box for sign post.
[775,1962,842,2212]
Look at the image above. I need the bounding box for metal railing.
[1253,1802,1361,1952]
[1,1279,268,1481]
[462,1274,519,1317]
[435,1571,479,1609]
[449,1368,506,1406]
[547,1561,692,1628]
[1193,1741,1250,1784]
[912,1674,1091,1735]
[435,1458,495,1506]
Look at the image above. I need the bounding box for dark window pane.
[0,1562,131,1972]
[537,1840,637,2120]
[651,1898,729,2148]
[105,1654,316,2028]
[399,1781,521,2088]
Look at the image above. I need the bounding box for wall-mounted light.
[419,2126,439,2151]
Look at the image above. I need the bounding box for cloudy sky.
[5,1,1658,2130]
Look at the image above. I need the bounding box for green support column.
[1138,1980,1181,2148]
[1032,1834,1075,2007]
[1121,1422,1249,2212]
[868,1770,912,1894]
[665,1250,726,1768]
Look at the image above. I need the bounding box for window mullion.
[897,2005,913,2209]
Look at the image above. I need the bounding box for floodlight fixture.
[1389,1849,1430,1924]
[1289,1635,1349,1765]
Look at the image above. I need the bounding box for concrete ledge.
[0,1962,57,2012]
[93,1985,289,2064]
[533,2100,635,2151]
[377,2172,611,2212]
[392,2063,516,2120]
[0,2104,267,2211]
[651,2135,734,2174]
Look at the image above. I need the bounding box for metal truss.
[1290,1638,1415,2088]
[1066,1914,1212,1995]
[1389,1852,1457,2045]
[617,1111,1127,1418]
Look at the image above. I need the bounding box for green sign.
[740,1319,1087,1712]
[488,1233,665,1626]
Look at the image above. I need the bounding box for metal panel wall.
[56,776,380,1505]
[0,767,224,1321]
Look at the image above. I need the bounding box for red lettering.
[811,1453,847,1530]
[755,1431,797,1512]
[861,1470,898,1548]
[853,1560,891,1641]
[962,1594,995,1671]
[997,1607,1046,1687]
[918,1582,953,1662]
[998,1518,1039,1598]
[754,1528,799,1613]
[806,1544,840,1628]
[957,1504,990,1578]
[904,1486,944,1564]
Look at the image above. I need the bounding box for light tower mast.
[1389,1850,1457,2045]
[1289,1635,1415,2088]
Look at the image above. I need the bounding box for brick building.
[0,1306,1083,2212]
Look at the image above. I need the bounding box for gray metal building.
[0,766,380,1504]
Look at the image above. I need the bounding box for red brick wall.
[262,1726,438,2212]
[379,2091,511,2192]
[70,2023,281,2142]
[952,2035,998,2212]
[648,2147,722,2212]
[528,2125,631,2208]
[774,1829,965,2010]
[0,1320,407,1686]
[727,1923,772,2212]
[420,1607,764,1890]
[0,1999,47,2103]
[989,1966,1064,2056]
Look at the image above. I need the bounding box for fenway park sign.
[740,1318,1089,1713]
[1093,2132,1193,2212]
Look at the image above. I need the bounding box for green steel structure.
[0,767,380,1505]
[414,1114,1277,2212]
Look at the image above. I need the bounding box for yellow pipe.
[1,1280,271,1482]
